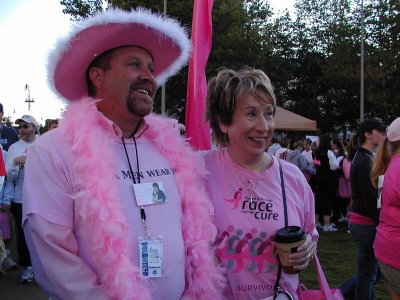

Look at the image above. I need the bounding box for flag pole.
[161,0,167,115]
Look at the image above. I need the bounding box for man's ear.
[88,68,104,89]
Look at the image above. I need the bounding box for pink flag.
[0,151,5,176]
[185,0,214,150]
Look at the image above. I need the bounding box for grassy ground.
[299,223,388,300]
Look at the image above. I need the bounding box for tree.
[59,0,275,122]
[58,0,400,134]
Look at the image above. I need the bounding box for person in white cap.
[5,114,38,282]
[22,8,224,300]
[371,117,400,300]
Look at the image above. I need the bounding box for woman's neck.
[227,150,269,171]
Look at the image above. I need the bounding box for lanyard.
[121,137,152,239]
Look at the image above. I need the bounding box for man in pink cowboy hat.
[22,8,224,299]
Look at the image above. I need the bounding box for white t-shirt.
[301,150,313,165]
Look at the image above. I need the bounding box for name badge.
[139,239,163,278]
[133,182,167,206]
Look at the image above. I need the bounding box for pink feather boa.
[59,98,225,299]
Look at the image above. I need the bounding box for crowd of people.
[0,107,58,282]
[0,7,398,300]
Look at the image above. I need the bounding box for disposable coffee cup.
[274,226,306,274]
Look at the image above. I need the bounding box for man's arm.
[23,143,110,299]
[299,155,316,175]
[24,215,109,300]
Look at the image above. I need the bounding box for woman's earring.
[222,132,229,144]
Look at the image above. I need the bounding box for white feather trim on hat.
[47,8,191,102]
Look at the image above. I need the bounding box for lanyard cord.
[122,136,140,184]
[121,136,152,239]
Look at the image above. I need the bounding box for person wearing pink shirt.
[22,9,224,299]
[372,117,400,300]
[203,68,318,299]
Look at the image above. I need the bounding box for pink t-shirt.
[23,124,185,299]
[203,148,318,300]
[374,154,400,269]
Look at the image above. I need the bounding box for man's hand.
[0,204,10,212]
[14,156,27,165]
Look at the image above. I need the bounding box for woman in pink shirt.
[371,117,400,300]
[203,68,318,299]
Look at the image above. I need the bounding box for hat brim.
[15,118,37,126]
[48,8,191,102]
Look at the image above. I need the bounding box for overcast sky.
[0,0,295,125]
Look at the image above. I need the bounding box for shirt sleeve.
[328,150,340,171]
[355,159,379,223]
[24,214,110,300]
[2,178,14,205]
[301,181,319,246]
[23,142,74,227]
[299,155,316,175]
[5,144,18,181]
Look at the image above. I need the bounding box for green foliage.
[2,116,12,127]
[60,0,103,20]
[58,0,400,134]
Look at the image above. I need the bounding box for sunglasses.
[18,124,30,129]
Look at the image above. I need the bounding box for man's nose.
[139,66,155,81]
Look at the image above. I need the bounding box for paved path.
[0,267,47,300]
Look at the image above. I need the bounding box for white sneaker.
[5,256,17,270]
[323,224,338,232]
[20,266,34,283]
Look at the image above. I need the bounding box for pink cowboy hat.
[48,8,191,102]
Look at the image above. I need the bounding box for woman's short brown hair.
[206,67,276,147]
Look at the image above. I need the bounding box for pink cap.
[387,117,400,142]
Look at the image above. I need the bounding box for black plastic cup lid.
[274,226,306,243]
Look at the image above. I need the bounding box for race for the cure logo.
[241,199,278,221]
[224,188,279,220]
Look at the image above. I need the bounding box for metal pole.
[161,0,167,115]
[360,0,365,122]
[25,84,35,112]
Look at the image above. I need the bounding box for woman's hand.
[289,234,314,272]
